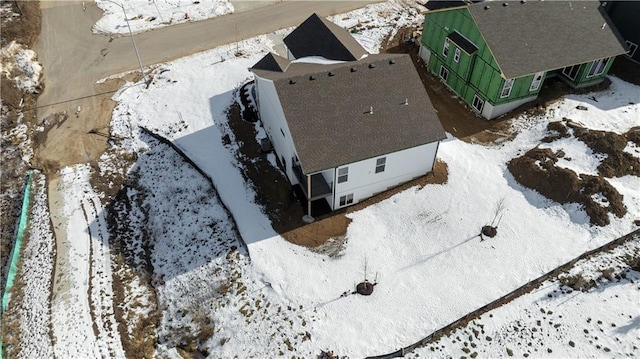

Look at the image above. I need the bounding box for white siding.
[418,45,432,64]
[254,75,299,183]
[482,94,538,120]
[333,142,440,209]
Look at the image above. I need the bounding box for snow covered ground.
[104,2,640,356]
[7,1,639,357]
[92,0,234,34]
[411,235,640,358]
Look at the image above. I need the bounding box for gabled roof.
[251,52,290,72]
[252,54,446,174]
[467,0,628,78]
[283,13,368,61]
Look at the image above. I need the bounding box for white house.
[250,14,446,218]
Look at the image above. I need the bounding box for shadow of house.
[418,0,629,120]
[249,14,446,219]
[602,0,640,64]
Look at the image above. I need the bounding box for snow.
[14,173,54,358]
[50,165,124,358]
[539,134,606,176]
[106,5,640,353]
[410,235,640,358]
[1,41,42,94]
[10,1,638,357]
[92,0,233,34]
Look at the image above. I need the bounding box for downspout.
[431,141,441,174]
[307,174,312,218]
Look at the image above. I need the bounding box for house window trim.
[454,47,461,63]
[442,38,450,57]
[626,41,638,58]
[562,65,581,81]
[337,167,348,184]
[375,157,386,174]
[586,58,609,78]
[339,193,354,207]
[439,66,449,82]
[472,94,484,113]
[500,78,514,98]
[529,71,544,92]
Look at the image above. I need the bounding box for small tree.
[481,197,507,240]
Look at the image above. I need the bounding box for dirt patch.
[508,147,626,226]
[1,0,41,297]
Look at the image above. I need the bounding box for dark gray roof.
[468,1,628,78]
[283,13,368,61]
[447,31,478,54]
[253,54,446,174]
[251,52,290,72]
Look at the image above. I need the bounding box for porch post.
[303,174,314,223]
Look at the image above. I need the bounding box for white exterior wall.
[482,95,538,120]
[332,142,440,209]
[254,75,300,184]
[418,45,432,64]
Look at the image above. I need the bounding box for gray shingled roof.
[253,54,446,174]
[283,13,368,61]
[468,0,628,78]
[251,52,290,72]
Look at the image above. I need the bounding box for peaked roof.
[467,0,628,78]
[283,13,368,61]
[252,54,446,174]
[251,52,290,72]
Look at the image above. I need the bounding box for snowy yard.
[92,0,234,34]
[4,1,639,358]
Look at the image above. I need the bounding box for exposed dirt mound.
[567,123,640,178]
[508,147,626,226]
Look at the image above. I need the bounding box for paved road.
[36,1,378,121]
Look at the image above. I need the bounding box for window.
[339,194,354,207]
[626,41,638,58]
[500,78,514,98]
[439,66,449,81]
[337,167,348,183]
[454,48,461,63]
[562,65,581,80]
[529,71,544,92]
[472,94,484,113]
[375,157,386,173]
[586,58,610,78]
[442,38,450,57]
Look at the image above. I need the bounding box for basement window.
[339,193,354,207]
[338,167,349,183]
[442,38,450,57]
[375,157,386,173]
[500,78,514,98]
[626,41,638,58]
[472,94,485,113]
[562,64,581,80]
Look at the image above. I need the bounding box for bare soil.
[1,0,41,298]
[508,120,639,226]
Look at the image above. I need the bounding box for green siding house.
[419,0,628,119]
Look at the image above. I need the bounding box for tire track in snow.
[50,165,124,358]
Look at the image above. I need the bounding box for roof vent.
[520,0,526,3]
[503,2,508,6]
[484,5,490,10]
[289,79,296,85]
[389,59,396,65]
[328,71,335,77]
[403,98,409,106]
[350,67,357,72]
[309,75,316,80]
[368,63,376,69]
[369,106,374,115]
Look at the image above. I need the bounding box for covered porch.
[293,164,333,219]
